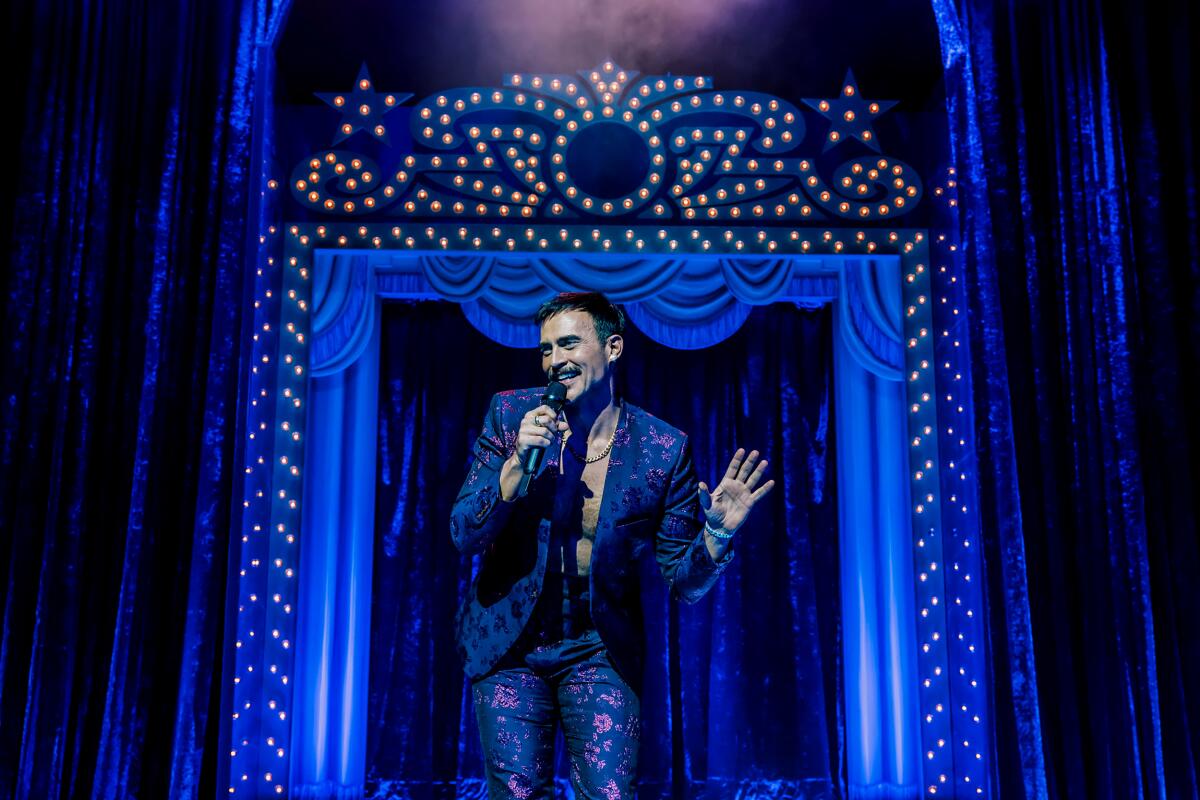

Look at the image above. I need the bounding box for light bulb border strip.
[222,216,971,797]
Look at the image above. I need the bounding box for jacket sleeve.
[655,434,735,603]
[450,393,520,556]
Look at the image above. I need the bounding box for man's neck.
[566,386,619,442]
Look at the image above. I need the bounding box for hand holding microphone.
[507,381,568,498]
[516,409,567,467]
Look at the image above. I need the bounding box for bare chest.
[557,438,611,575]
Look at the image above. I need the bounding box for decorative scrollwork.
[798,157,922,220]
[291,151,400,215]
[289,62,923,223]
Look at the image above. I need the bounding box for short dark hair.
[534,291,626,344]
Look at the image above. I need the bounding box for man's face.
[539,310,615,405]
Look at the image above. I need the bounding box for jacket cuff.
[469,467,516,528]
[694,532,735,571]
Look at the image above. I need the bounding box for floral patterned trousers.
[472,648,640,799]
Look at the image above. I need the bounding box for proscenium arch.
[284,239,928,799]
[227,60,980,800]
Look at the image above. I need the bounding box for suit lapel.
[594,402,639,556]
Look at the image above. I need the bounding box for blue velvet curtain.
[366,301,842,799]
[932,0,1200,797]
[0,0,283,797]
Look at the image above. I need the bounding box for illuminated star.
[315,63,411,146]
[802,69,896,152]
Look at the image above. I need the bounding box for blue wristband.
[704,521,735,540]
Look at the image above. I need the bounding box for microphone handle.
[517,440,547,496]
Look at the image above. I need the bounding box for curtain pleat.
[932,0,1200,796]
[0,0,288,796]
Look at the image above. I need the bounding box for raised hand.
[698,448,775,534]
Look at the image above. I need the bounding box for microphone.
[517,380,567,496]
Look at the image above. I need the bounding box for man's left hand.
[698,448,775,536]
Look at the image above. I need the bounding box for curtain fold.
[411,254,844,352]
[0,0,288,796]
[365,301,842,799]
[931,0,1200,796]
[833,326,920,798]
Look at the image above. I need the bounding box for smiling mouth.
[555,370,581,385]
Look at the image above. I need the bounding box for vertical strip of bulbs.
[228,179,285,796]
[251,226,313,798]
[904,235,956,795]
[932,168,990,797]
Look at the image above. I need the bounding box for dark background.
[277,0,946,112]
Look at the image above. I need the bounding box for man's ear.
[606,334,624,363]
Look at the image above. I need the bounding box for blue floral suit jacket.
[450,387,734,690]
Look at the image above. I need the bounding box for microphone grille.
[543,381,568,409]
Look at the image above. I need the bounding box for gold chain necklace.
[563,407,620,464]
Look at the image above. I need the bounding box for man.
[450,292,774,799]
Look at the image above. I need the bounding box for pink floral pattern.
[473,650,640,799]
